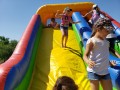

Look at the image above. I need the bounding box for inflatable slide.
[0,2,120,90]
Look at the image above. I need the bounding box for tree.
[0,36,18,63]
[0,36,9,45]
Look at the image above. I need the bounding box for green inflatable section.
[114,39,120,54]
[15,25,43,90]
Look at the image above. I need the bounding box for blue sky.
[0,0,120,40]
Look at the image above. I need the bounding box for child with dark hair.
[53,76,78,90]
[48,18,59,28]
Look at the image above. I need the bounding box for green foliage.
[0,36,18,63]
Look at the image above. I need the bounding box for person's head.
[63,7,72,14]
[91,17,115,38]
[51,18,55,22]
[53,76,78,90]
[92,4,99,10]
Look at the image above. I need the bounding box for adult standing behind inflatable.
[83,4,106,28]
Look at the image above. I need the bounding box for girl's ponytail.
[91,26,97,37]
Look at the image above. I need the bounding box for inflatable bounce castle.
[0,2,120,90]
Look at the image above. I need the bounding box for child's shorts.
[60,25,68,30]
[88,72,111,80]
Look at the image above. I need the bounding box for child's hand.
[73,21,81,24]
[57,10,60,13]
[87,59,95,68]
[110,60,116,66]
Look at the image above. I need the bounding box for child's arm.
[71,21,81,24]
[54,22,59,28]
[70,18,81,24]
[83,41,95,68]
[109,60,116,66]
[83,10,93,17]
[109,48,119,67]
[55,10,62,18]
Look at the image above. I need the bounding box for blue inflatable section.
[72,12,91,47]
[114,25,120,37]
[4,15,41,90]
[72,12,120,89]
[108,66,120,89]
[109,24,120,89]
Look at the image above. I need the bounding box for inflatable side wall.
[0,14,41,90]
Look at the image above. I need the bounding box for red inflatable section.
[102,11,120,28]
[0,14,39,90]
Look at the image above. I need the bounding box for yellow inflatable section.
[47,28,90,90]
[29,28,90,90]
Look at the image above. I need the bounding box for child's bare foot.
[64,45,67,48]
[61,44,64,48]
[61,45,67,48]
